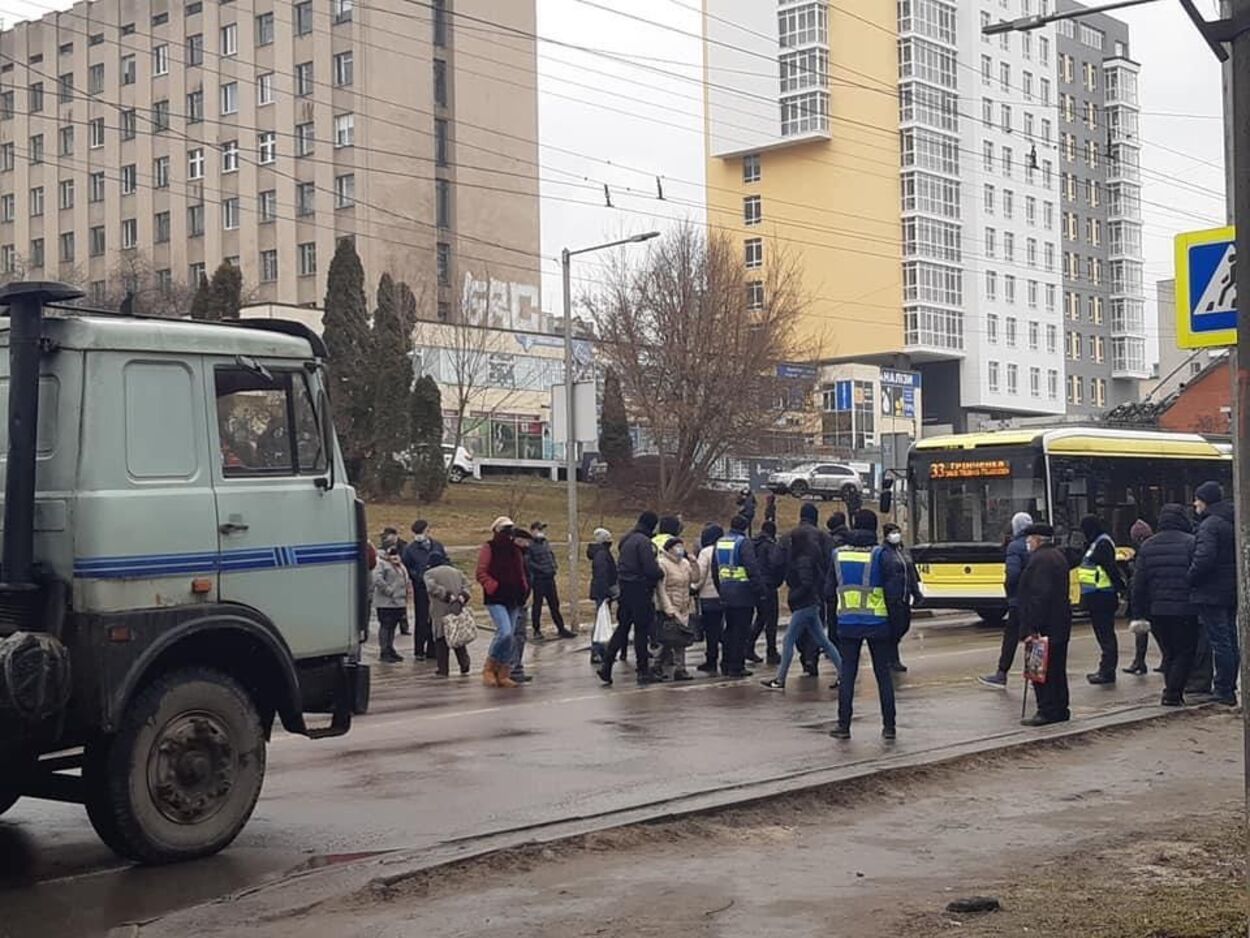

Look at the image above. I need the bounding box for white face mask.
[671,546,687,559]
[887,532,903,545]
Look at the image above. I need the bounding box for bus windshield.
[911,447,1047,545]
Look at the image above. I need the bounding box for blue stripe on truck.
[73,541,359,580]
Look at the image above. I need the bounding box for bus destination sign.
[928,459,1012,480]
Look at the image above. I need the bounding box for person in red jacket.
[476,516,529,688]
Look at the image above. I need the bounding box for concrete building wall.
[704,1,902,358]
[0,0,540,315]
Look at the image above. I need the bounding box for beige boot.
[482,658,500,687]
[494,659,518,688]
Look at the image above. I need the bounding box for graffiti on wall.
[462,272,543,332]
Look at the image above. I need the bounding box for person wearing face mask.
[475,517,529,688]
[1016,523,1072,726]
[980,512,1033,690]
[695,523,725,674]
[403,520,445,660]
[526,521,575,640]
[880,523,923,674]
[654,536,701,681]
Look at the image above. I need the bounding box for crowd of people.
[978,479,1239,724]
[368,478,1239,739]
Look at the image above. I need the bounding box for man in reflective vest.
[712,513,762,678]
[1078,514,1125,684]
[826,509,895,740]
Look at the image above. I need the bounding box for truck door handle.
[219,521,250,534]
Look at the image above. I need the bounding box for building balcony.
[904,304,965,359]
[1112,335,1149,379]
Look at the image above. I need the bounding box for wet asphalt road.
[0,616,1174,938]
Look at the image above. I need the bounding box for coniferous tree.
[207,261,243,320]
[189,274,212,321]
[370,273,414,497]
[322,238,373,482]
[598,367,633,473]
[410,375,446,503]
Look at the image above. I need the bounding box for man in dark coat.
[1189,481,1238,705]
[981,512,1033,689]
[738,488,757,536]
[402,520,444,659]
[526,521,574,640]
[599,511,663,686]
[792,502,834,678]
[1017,523,1072,726]
[1131,504,1196,705]
[749,521,787,665]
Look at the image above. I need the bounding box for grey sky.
[0,0,1230,358]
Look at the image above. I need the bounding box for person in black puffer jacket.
[760,523,844,689]
[1189,481,1239,704]
[598,512,663,686]
[1131,504,1196,705]
[749,521,787,665]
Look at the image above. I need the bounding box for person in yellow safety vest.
[1078,514,1126,685]
[652,515,682,555]
[825,509,896,741]
[711,514,762,678]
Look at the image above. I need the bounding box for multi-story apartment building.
[1056,0,1146,413]
[0,0,540,317]
[904,0,1066,431]
[703,0,903,360]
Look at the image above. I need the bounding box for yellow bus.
[907,427,1232,623]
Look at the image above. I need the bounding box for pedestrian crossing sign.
[1175,226,1237,349]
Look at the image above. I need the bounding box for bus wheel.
[975,607,1006,626]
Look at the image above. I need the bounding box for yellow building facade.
[703,1,902,360]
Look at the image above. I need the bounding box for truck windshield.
[911,448,1047,544]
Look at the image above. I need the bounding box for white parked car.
[443,443,475,482]
[766,462,862,500]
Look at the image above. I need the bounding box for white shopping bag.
[592,602,614,645]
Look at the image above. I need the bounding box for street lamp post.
[561,231,660,631]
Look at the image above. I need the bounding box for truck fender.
[106,608,307,737]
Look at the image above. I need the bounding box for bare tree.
[586,223,808,507]
[5,250,200,317]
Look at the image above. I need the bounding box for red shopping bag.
[1023,634,1050,685]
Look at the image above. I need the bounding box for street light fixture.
[561,230,660,631]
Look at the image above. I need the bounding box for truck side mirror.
[316,388,335,492]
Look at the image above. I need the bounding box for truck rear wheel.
[85,667,266,864]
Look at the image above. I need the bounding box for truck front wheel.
[85,667,266,864]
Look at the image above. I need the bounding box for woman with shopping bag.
[587,527,618,665]
[653,536,701,681]
[424,549,474,677]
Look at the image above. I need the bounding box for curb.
[131,701,1202,936]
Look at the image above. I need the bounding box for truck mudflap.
[350,660,370,715]
[299,656,368,739]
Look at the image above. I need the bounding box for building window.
[1028,319,1040,350]
[89,225,105,256]
[28,81,44,113]
[1004,274,1016,304]
[983,141,993,172]
[120,164,137,195]
[298,242,317,275]
[58,72,73,103]
[1000,103,1011,133]
[984,227,996,259]
[984,183,995,214]
[985,270,997,300]
[295,62,314,96]
[121,218,138,250]
[258,131,277,164]
[0,245,14,275]
[745,237,762,269]
[153,99,170,132]
[1030,366,1041,397]
[222,197,240,230]
[187,204,205,237]
[58,179,74,210]
[29,134,44,164]
[156,269,172,294]
[187,89,204,123]
[154,210,170,243]
[29,237,43,268]
[778,3,827,48]
[258,72,274,105]
[435,118,449,166]
[260,248,278,282]
[220,23,238,56]
[333,0,353,24]
[258,189,277,222]
[1005,316,1018,349]
[59,232,74,263]
[1003,189,1014,219]
[153,156,170,189]
[58,125,73,156]
[746,280,765,310]
[187,34,204,66]
[982,97,992,128]
[120,108,137,140]
[1006,363,1019,395]
[436,241,451,285]
[185,2,202,16]
[334,173,355,207]
[220,140,239,173]
[434,59,448,106]
[334,51,353,87]
[188,262,206,285]
[0,143,11,172]
[988,361,1000,393]
[436,178,450,227]
[87,63,104,95]
[334,113,354,147]
[256,12,274,46]
[188,147,205,180]
[780,90,829,136]
[743,153,760,183]
[297,182,315,216]
[221,81,238,115]
[296,122,315,156]
[987,313,999,344]
[295,1,313,35]
[28,186,43,216]
[0,195,13,222]
[744,195,761,226]
[119,55,136,87]
[89,171,105,202]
